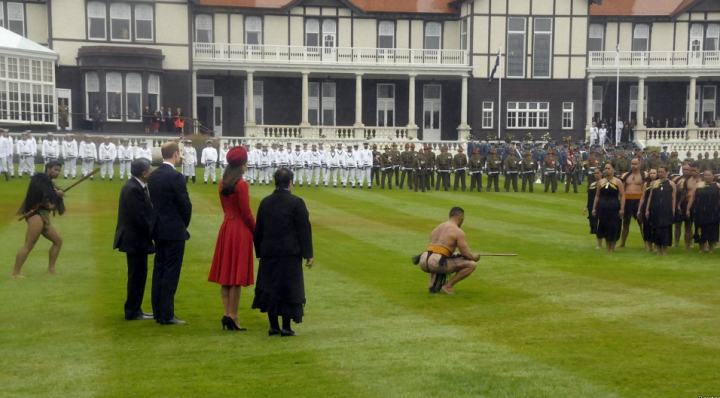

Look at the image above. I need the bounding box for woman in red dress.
[208,146,255,331]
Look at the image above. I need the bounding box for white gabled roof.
[0,27,58,60]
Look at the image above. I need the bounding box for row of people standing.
[142,106,186,134]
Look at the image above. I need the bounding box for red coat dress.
[208,180,255,286]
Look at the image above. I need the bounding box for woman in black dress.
[583,168,603,249]
[592,163,625,252]
[646,166,676,255]
[687,169,720,253]
[637,168,658,252]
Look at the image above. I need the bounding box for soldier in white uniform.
[299,143,311,185]
[335,143,346,185]
[325,145,344,187]
[79,135,97,179]
[0,128,9,180]
[218,141,230,175]
[42,132,59,164]
[291,144,304,184]
[201,139,218,184]
[344,144,358,188]
[616,119,624,146]
[317,142,328,186]
[62,133,79,179]
[17,132,35,177]
[98,136,117,180]
[27,132,38,161]
[182,139,197,183]
[275,142,289,172]
[2,129,14,177]
[256,144,272,185]
[117,138,134,180]
[135,140,152,162]
[305,144,322,187]
[243,143,253,182]
[589,122,599,147]
[357,142,373,188]
[598,123,607,148]
[270,142,279,177]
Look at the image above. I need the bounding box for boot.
[185,176,189,183]
[192,176,196,184]
[3,172,8,181]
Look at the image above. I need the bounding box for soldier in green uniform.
[400,143,414,189]
[503,149,520,192]
[390,142,401,187]
[424,145,436,189]
[683,151,694,163]
[371,144,382,186]
[667,151,681,176]
[521,151,535,192]
[468,148,484,192]
[564,149,579,193]
[380,145,394,189]
[453,147,468,191]
[486,149,501,192]
[712,151,720,177]
[585,149,600,189]
[615,151,630,174]
[544,149,558,193]
[435,146,452,191]
[698,152,710,173]
[414,149,429,193]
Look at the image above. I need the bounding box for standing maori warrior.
[619,158,647,247]
[412,207,479,295]
[13,161,66,277]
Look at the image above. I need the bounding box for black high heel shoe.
[222,316,247,331]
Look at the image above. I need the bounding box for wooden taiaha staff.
[479,253,517,256]
[17,168,100,221]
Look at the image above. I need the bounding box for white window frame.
[321,82,336,126]
[424,22,442,50]
[125,73,142,121]
[135,4,153,42]
[306,18,320,48]
[423,84,442,131]
[588,24,604,52]
[0,4,4,29]
[690,24,704,52]
[507,17,526,78]
[195,14,213,43]
[148,74,160,112]
[87,1,106,40]
[632,24,650,52]
[7,2,24,37]
[110,3,131,42]
[85,71,100,121]
[507,102,549,129]
[243,80,264,125]
[702,85,716,125]
[308,82,319,126]
[245,16,262,46]
[106,72,123,121]
[376,84,395,127]
[562,102,573,129]
[706,24,719,52]
[592,86,603,121]
[482,101,494,129]
[460,19,468,51]
[533,18,552,78]
[378,21,395,49]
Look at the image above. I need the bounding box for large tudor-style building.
[1,0,719,143]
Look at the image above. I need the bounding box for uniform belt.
[426,245,452,257]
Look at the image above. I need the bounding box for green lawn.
[1,168,719,397]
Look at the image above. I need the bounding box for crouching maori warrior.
[13,161,66,277]
[412,206,479,294]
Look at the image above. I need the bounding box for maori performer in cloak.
[687,169,720,253]
[12,161,66,277]
[646,165,676,255]
[583,168,603,249]
[592,163,625,252]
[412,207,479,295]
[637,168,658,252]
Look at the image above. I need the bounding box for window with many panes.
[378,21,394,49]
[85,71,160,122]
[148,74,160,112]
[6,2,24,36]
[533,18,552,78]
[126,73,142,121]
[632,24,649,51]
[377,84,395,127]
[507,17,526,78]
[86,72,100,120]
[195,14,212,43]
[87,2,106,40]
[86,2,154,42]
[110,3,131,41]
[106,72,123,120]
[308,82,335,126]
[562,103,573,129]
[0,55,55,123]
[135,4,153,41]
[482,101,493,129]
[507,102,548,129]
[246,16,262,45]
[460,19,468,51]
[706,24,719,51]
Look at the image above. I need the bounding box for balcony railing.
[588,51,720,69]
[194,43,468,67]
[247,125,415,141]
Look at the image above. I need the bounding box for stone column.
[300,72,310,127]
[407,74,418,138]
[354,73,364,127]
[635,76,645,141]
[586,77,594,142]
[457,75,471,141]
[246,71,256,128]
[688,76,698,127]
[192,70,198,134]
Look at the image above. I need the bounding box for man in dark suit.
[252,168,313,337]
[164,107,174,133]
[148,142,192,325]
[114,158,156,321]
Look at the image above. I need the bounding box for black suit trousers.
[125,252,149,319]
[152,239,185,321]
